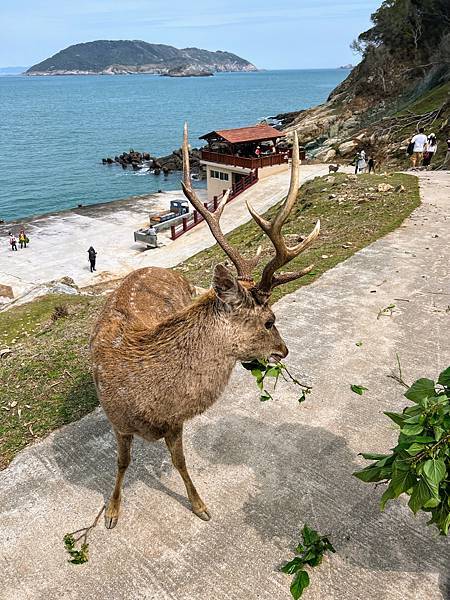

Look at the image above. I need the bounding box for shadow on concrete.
[51,409,191,513]
[190,415,450,596]
[51,410,449,596]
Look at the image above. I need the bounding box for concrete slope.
[0,172,449,599]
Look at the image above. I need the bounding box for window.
[210,170,229,181]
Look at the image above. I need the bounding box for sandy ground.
[0,165,333,305]
[0,171,449,599]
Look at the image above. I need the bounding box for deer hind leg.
[105,430,133,529]
[165,426,210,521]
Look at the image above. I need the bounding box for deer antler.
[181,123,261,283]
[246,130,320,295]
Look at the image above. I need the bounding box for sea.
[0,69,348,223]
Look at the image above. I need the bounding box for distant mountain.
[26,40,257,76]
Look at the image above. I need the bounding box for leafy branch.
[63,504,105,564]
[281,525,335,599]
[354,366,450,535]
[242,359,312,403]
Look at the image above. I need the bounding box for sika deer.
[90,125,320,528]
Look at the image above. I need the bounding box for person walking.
[88,246,97,272]
[368,157,375,173]
[444,135,450,169]
[422,133,437,167]
[18,228,27,249]
[355,149,366,174]
[9,234,17,251]
[409,128,428,168]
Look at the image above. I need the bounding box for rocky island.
[25,40,257,76]
[161,66,214,77]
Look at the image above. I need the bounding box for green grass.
[397,81,450,116]
[175,173,421,303]
[0,172,420,468]
[0,295,103,468]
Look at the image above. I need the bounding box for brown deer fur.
[91,265,288,526]
[90,125,319,528]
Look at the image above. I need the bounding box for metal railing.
[170,171,258,240]
[200,149,291,170]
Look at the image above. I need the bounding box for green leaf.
[404,378,435,403]
[281,557,304,575]
[290,570,310,600]
[390,466,417,497]
[423,458,446,487]
[405,443,427,456]
[380,482,397,510]
[408,477,438,514]
[353,465,386,482]
[437,366,450,388]
[351,384,368,395]
[301,525,320,545]
[355,341,363,347]
[401,423,424,436]
[359,453,391,461]
[384,411,406,427]
[260,392,272,402]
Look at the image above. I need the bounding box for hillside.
[25,40,257,75]
[281,0,450,167]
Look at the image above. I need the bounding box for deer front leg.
[165,426,210,521]
[105,430,133,529]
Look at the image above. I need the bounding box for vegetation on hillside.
[0,174,420,468]
[346,0,449,101]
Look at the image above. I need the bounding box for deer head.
[181,123,320,363]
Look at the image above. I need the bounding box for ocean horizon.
[0,69,348,222]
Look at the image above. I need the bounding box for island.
[25,40,257,76]
[161,66,214,78]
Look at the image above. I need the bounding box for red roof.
[200,124,285,144]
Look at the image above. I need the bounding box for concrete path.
[1,171,449,599]
[0,164,332,304]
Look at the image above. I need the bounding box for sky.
[0,0,381,69]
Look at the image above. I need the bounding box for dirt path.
[0,171,449,599]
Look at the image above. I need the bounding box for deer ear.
[212,264,249,309]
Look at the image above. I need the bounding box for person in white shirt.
[410,128,428,168]
[423,133,437,167]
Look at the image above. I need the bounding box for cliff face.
[281,0,450,166]
[26,40,257,75]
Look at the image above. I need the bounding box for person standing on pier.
[88,246,97,272]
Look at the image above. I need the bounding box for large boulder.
[338,140,359,156]
[0,284,14,299]
[315,147,336,162]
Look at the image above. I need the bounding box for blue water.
[0,70,348,222]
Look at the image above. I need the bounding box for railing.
[200,149,292,170]
[170,171,258,240]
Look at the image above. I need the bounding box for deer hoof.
[193,508,211,521]
[105,515,119,529]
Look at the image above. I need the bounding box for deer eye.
[264,319,275,330]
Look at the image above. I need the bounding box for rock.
[0,348,12,359]
[322,137,340,148]
[315,147,336,162]
[47,282,79,296]
[338,140,358,156]
[395,184,406,193]
[378,183,394,193]
[58,276,77,289]
[325,176,335,183]
[0,284,14,299]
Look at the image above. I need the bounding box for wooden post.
[182,217,187,232]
